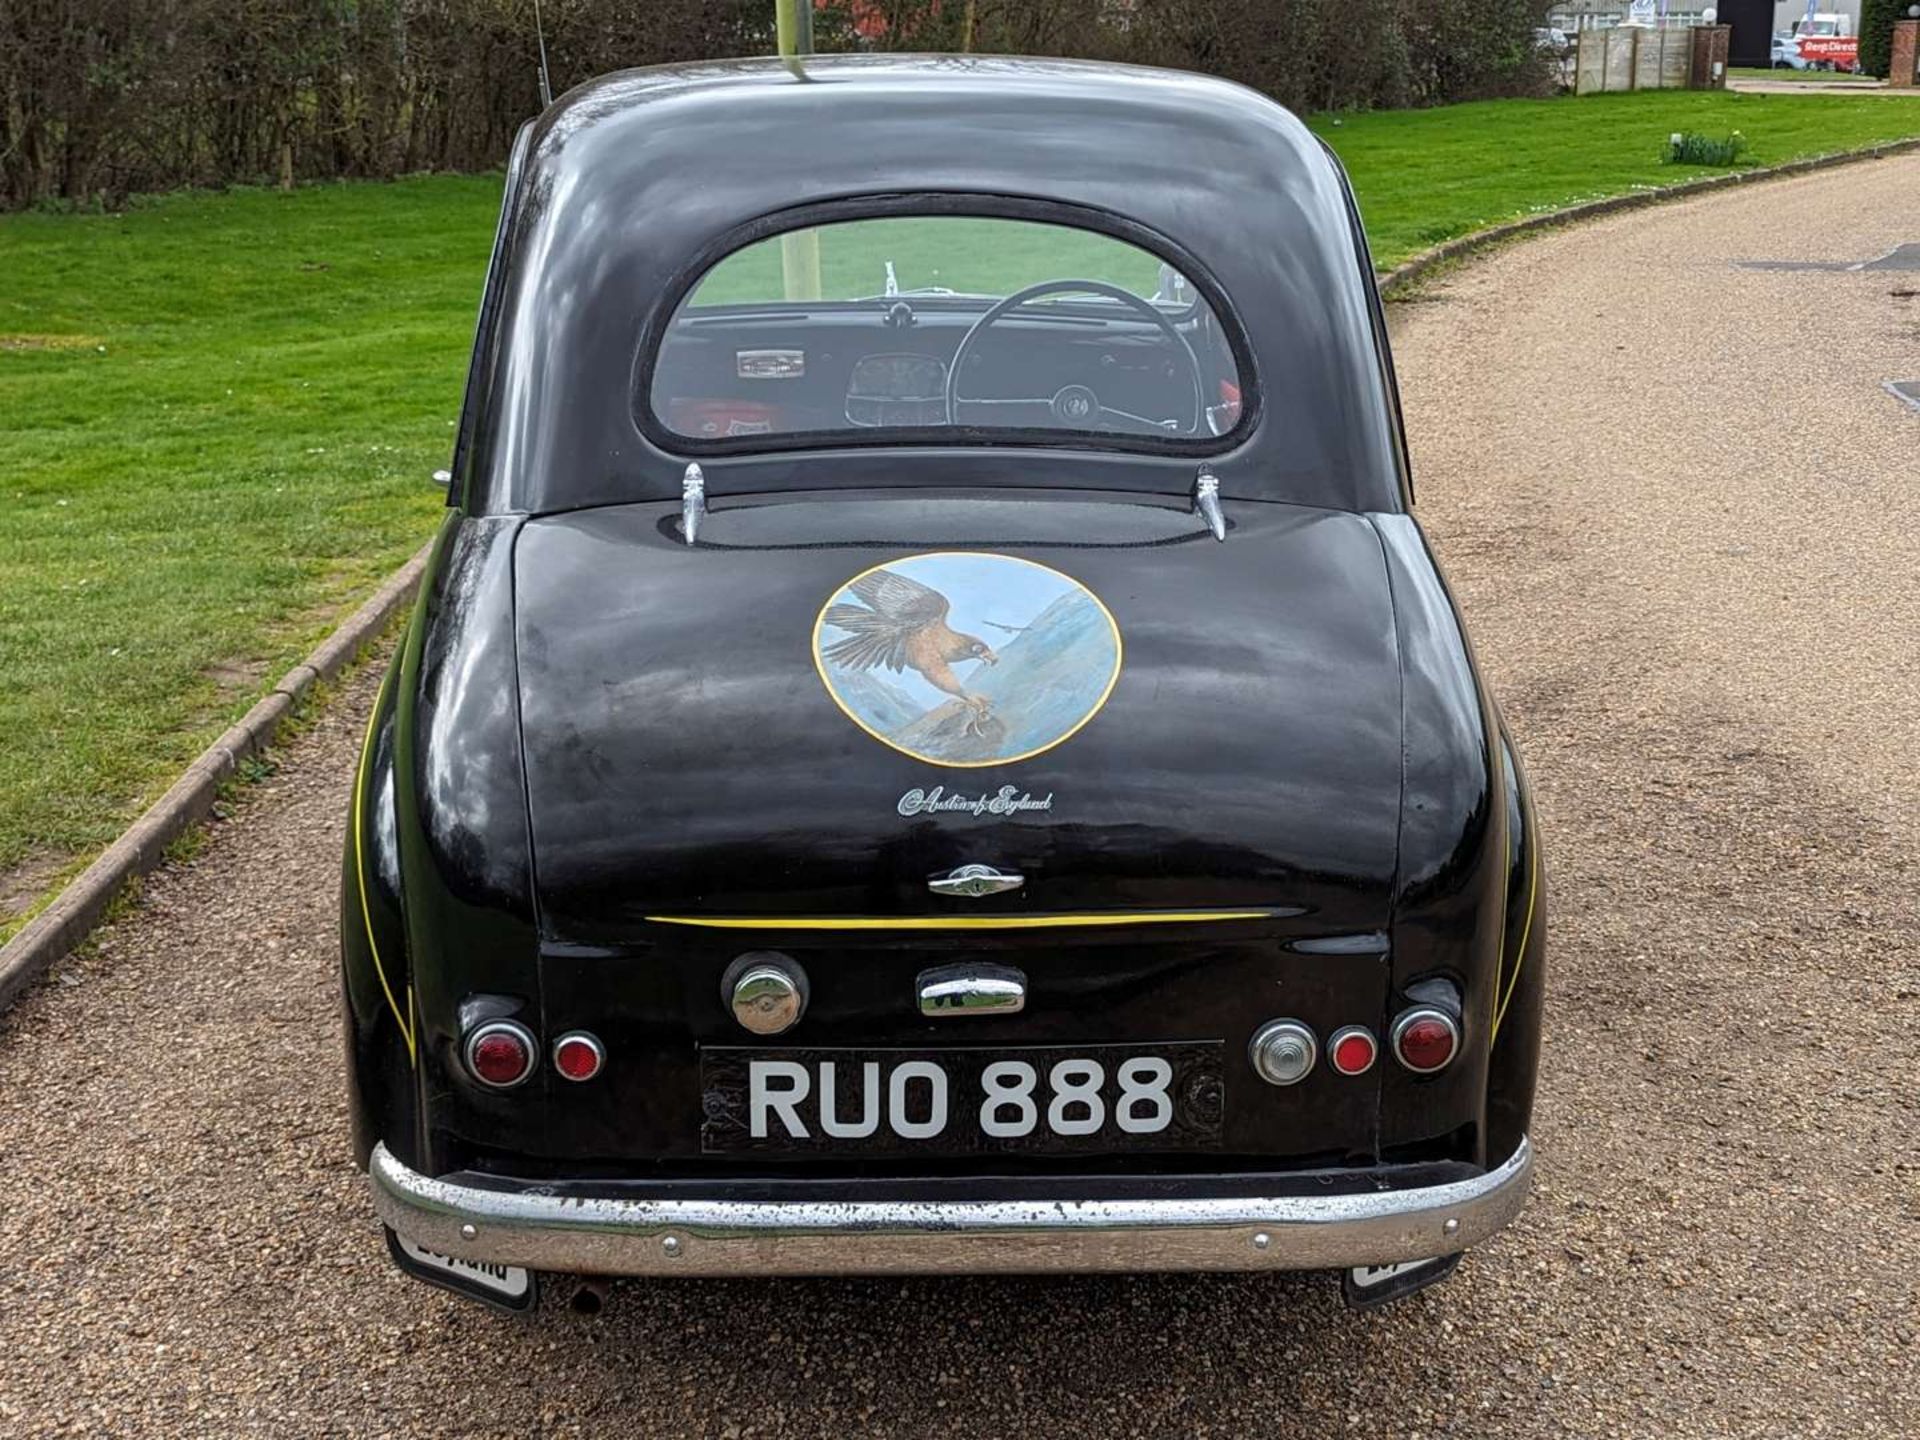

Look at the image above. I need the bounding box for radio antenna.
[532,0,554,109]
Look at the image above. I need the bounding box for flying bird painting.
[813,552,1123,768]
[822,569,1001,732]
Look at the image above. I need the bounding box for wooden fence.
[1574,26,1696,94]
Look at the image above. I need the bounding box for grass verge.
[1309,88,1920,266]
[0,177,492,936]
[4,88,1920,937]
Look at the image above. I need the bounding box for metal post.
[775,0,813,56]
[775,0,823,301]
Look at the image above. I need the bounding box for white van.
[1792,12,1854,38]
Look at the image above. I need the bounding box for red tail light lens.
[1328,1026,1378,1076]
[1391,1007,1460,1074]
[465,1020,537,1089]
[552,1031,605,1083]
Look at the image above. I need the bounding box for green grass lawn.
[4,87,1919,935]
[0,176,498,928]
[1310,88,1920,266]
[696,216,1164,301]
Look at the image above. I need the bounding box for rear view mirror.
[431,469,452,488]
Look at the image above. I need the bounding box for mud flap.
[1341,1252,1462,1309]
[385,1227,537,1314]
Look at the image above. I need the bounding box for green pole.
[775,0,823,300]
[775,0,814,55]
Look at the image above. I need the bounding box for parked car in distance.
[342,54,1548,1316]
[1534,25,1575,86]
[1772,32,1810,69]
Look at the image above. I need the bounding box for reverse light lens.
[1328,1026,1378,1077]
[465,1020,537,1089]
[552,1031,605,1083]
[1391,1007,1460,1074]
[1248,1019,1318,1086]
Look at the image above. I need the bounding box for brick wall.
[1689,25,1731,88]
[1892,20,1918,88]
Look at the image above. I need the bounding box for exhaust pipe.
[570,1277,610,1316]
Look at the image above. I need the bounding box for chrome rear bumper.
[368,1136,1533,1278]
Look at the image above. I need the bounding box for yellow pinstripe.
[644,910,1276,932]
[353,668,415,1064]
[1491,838,1539,1043]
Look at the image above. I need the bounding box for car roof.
[462,55,1406,515]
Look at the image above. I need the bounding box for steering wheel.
[944,278,1204,437]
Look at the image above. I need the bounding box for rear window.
[646,214,1245,447]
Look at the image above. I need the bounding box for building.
[1545,0,1862,67]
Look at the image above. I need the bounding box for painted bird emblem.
[823,568,1000,730]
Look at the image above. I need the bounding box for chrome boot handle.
[917,964,1027,1018]
[927,863,1023,898]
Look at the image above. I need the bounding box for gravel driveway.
[4,156,1918,1438]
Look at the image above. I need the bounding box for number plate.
[700,1042,1224,1156]
[385,1229,535,1312]
[1341,1254,1462,1309]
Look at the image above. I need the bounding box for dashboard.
[845,353,948,428]
[651,303,1238,443]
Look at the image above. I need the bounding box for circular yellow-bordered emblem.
[811,551,1123,768]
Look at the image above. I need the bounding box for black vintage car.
[343,55,1545,1313]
